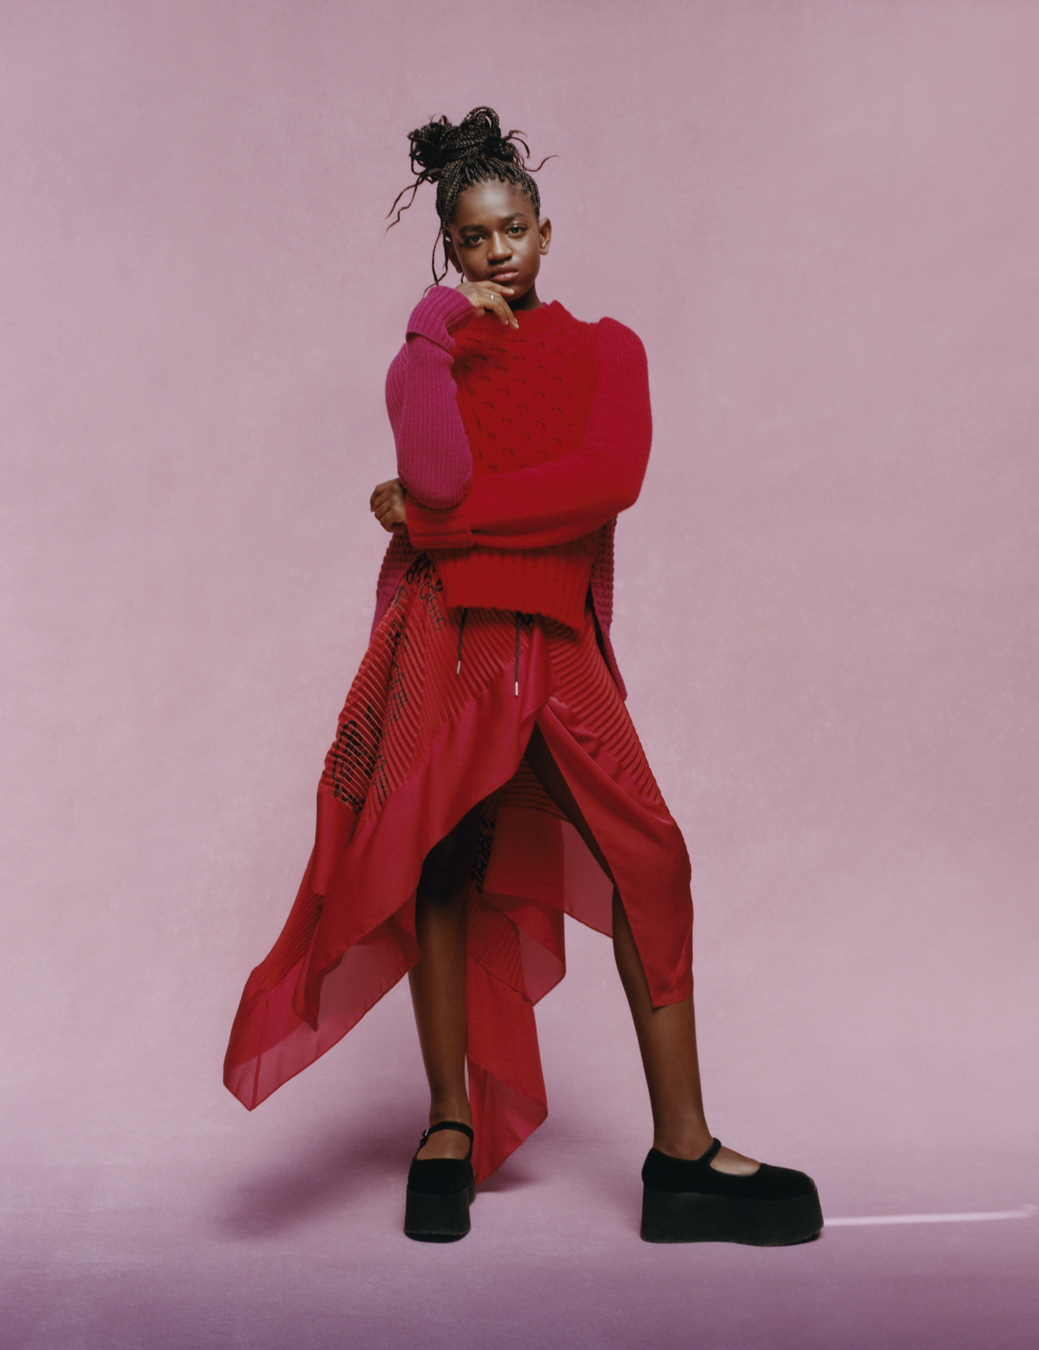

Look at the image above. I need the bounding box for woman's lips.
[490,270,519,283]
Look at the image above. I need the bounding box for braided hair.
[388,107,550,284]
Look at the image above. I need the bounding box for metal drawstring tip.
[456,608,468,679]
[514,611,522,698]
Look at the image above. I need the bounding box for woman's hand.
[455,280,518,329]
[370,477,407,533]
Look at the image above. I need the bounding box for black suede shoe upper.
[407,1121,475,1196]
[407,1155,474,1196]
[642,1144,817,1201]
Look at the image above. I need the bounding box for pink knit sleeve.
[406,319,651,551]
[384,287,476,510]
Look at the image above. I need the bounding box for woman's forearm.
[385,288,475,509]
[405,318,652,551]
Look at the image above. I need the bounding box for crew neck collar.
[510,300,573,329]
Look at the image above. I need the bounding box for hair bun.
[407,107,523,180]
[406,117,456,180]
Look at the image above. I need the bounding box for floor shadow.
[214,1117,538,1238]
[473,1158,535,1194]
[214,1120,417,1240]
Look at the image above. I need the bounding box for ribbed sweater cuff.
[405,287,475,350]
[406,497,474,549]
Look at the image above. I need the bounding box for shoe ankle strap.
[421,1120,474,1144]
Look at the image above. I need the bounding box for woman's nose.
[487,233,512,260]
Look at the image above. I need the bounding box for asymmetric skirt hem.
[224,557,692,1182]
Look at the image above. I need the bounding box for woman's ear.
[538,216,552,255]
[444,234,463,276]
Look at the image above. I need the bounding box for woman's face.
[444,180,551,309]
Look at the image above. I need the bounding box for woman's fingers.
[455,282,518,328]
[457,280,512,304]
[371,478,407,532]
[486,290,519,328]
[370,478,400,511]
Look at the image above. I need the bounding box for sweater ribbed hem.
[433,545,594,631]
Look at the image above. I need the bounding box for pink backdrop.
[2,2,1037,1346]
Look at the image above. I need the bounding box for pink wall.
[2,3,1037,1343]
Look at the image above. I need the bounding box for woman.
[224,107,822,1247]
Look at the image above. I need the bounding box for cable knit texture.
[377,287,653,697]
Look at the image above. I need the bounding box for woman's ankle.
[429,1101,472,1130]
[417,1113,473,1161]
[651,1126,714,1160]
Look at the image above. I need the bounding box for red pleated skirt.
[224,555,693,1182]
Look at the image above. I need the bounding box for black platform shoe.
[641,1139,823,1246]
[404,1121,476,1243]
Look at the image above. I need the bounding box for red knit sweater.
[379,288,652,691]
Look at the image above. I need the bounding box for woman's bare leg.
[407,806,480,1161]
[523,724,758,1175]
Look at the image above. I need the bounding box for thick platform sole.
[403,1178,476,1243]
[641,1184,824,1246]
